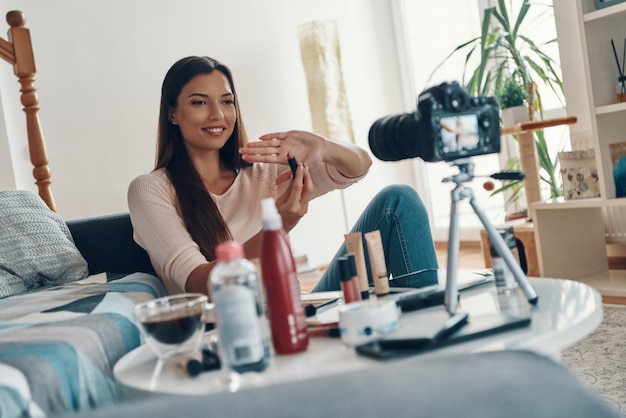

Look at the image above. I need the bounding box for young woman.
[128,56,438,298]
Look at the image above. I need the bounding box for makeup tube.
[346,254,362,301]
[177,352,203,377]
[338,255,361,304]
[177,348,221,377]
[344,232,370,299]
[364,230,390,296]
[307,324,341,338]
[288,156,298,178]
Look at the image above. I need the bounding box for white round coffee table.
[114,277,602,396]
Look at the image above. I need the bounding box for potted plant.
[496,75,528,126]
[496,76,527,109]
[428,0,565,202]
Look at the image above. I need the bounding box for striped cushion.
[0,191,88,298]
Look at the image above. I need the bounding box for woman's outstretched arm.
[240,130,372,179]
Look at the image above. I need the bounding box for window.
[392,0,567,241]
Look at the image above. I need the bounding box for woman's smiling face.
[170,71,236,156]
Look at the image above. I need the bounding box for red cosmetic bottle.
[260,198,309,354]
[339,255,361,304]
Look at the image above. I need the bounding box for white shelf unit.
[531,1,626,293]
[579,0,626,200]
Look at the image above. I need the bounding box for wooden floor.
[435,241,486,270]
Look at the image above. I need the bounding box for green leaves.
[496,76,528,108]
[428,0,565,202]
[535,129,561,199]
[429,0,561,108]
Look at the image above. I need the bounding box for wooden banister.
[1,10,55,211]
[500,116,578,136]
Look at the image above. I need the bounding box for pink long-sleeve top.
[127,162,360,294]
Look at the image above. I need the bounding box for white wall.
[0,91,16,191]
[0,0,419,267]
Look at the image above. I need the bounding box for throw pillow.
[0,191,89,298]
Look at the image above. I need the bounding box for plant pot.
[501,105,529,126]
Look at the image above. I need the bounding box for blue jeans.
[311,185,439,292]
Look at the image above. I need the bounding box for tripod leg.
[468,197,538,305]
[445,190,462,315]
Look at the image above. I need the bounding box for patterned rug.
[561,304,626,417]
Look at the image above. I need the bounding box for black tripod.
[443,158,539,316]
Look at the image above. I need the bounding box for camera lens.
[368,113,420,162]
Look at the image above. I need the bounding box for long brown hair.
[155,56,251,260]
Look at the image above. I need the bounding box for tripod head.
[442,158,476,186]
[443,158,525,189]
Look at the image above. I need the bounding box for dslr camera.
[368,81,500,163]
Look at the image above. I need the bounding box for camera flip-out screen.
[440,114,480,155]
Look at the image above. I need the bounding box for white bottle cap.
[261,197,282,230]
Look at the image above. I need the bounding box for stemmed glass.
[134,293,208,390]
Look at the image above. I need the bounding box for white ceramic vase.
[501,105,529,126]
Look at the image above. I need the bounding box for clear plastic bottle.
[260,197,309,354]
[490,228,519,293]
[210,241,270,374]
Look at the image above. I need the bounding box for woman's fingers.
[275,163,311,232]
[239,139,283,163]
[241,130,322,165]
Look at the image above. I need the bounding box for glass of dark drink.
[134,293,208,365]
